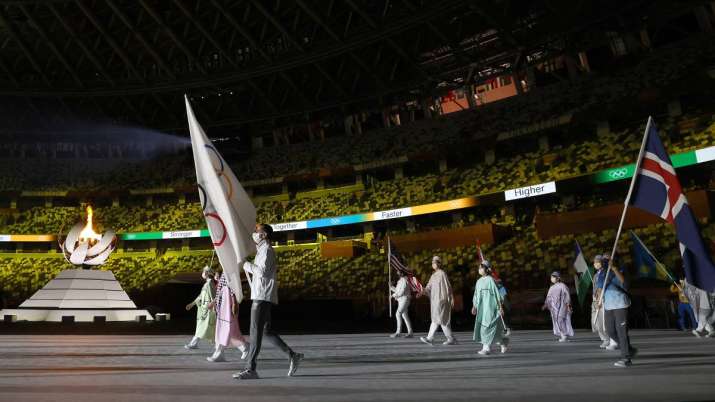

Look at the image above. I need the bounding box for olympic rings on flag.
[198,184,208,211]
[204,144,234,200]
[204,144,224,172]
[205,212,227,247]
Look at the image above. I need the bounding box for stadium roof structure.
[0,0,697,134]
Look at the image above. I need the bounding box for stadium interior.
[0,0,714,332]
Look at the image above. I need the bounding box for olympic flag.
[185,96,256,301]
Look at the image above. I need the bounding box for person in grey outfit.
[232,223,304,380]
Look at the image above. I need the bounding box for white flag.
[573,241,589,275]
[185,96,256,301]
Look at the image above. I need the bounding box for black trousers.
[604,307,632,360]
[245,300,293,371]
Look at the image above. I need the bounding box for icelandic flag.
[629,119,715,292]
[185,96,257,301]
[573,241,594,307]
[630,231,676,283]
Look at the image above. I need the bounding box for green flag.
[573,241,595,307]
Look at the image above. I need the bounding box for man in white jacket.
[232,224,304,380]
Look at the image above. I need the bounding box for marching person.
[390,268,414,338]
[184,266,217,350]
[233,224,304,380]
[684,279,715,338]
[598,255,637,368]
[207,269,249,363]
[472,260,508,355]
[419,256,456,346]
[592,255,616,349]
[670,278,697,331]
[543,271,574,342]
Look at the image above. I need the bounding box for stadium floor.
[0,330,713,402]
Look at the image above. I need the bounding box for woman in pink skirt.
[206,271,249,362]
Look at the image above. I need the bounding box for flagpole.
[599,116,653,315]
[387,235,392,318]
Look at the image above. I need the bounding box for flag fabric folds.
[630,231,676,283]
[629,120,715,292]
[185,96,257,301]
[388,240,423,294]
[573,241,594,307]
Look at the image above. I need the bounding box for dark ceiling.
[0,0,696,133]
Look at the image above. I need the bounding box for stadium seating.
[1,35,714,309]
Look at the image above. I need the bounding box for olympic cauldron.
[60,206,117,267]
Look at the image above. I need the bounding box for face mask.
[252,232,263,244]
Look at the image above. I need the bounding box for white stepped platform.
[0,269,153,322]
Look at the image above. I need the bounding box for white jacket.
[391,277,411,301]
[243,241,279,304]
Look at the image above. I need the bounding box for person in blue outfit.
[670,278,696,331]
[597,255,637,368]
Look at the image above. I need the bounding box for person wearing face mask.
[471,260,508,355]
[233,224,304,380]
[418,256,456,346]
[389,268,414,338]
[184,266,217,350]
[207,269,250,363]
[592,255,616,349]
[542,271,574,342]
[597,254,637,368]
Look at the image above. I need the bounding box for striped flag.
[573,241,594,307]
[629,120,715,292]
[388,240,423,294]
[185,96,256,302]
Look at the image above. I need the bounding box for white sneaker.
[184,344,198,350]
[442,337,457,345]
[500,344,508,354]
[478,348,490,355]
[599,340,609,349]
[558,335,567,343]
[420,337,434,345]
[390,333,400,338]
[692,329,702,338]
[606,340,619,351]
[288,352,304,377]
[707,330,714,338]
[206,354,225,362]
[239,343,250,360]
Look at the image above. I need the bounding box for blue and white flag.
[629,119,715,292]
